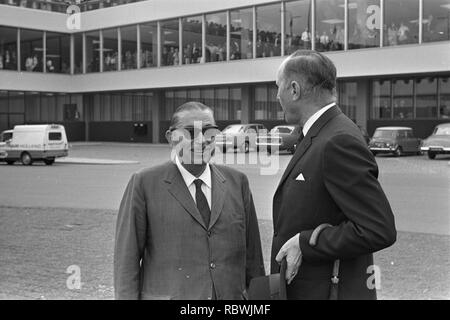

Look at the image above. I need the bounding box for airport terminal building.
[0,0,449,142]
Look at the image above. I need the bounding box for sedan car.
[420,123,450,159]
[215,123,267,153]
[369,126,421,157]
[256,125,301,154]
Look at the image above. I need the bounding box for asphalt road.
[0,142,449,235]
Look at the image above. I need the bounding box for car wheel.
[241,141,250,153]
[21,152,33,166]
[6,160,14,165]
[394,147,403,157]
[427,151,436,159]
[44,159,55,165]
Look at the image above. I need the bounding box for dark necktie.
[193,179,210,228]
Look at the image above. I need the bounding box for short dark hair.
[170,101,214,129]
[282,50,337,98]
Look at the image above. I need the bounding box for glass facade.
[121,25,137,70]
[440,77,450,118]
[348,0,380,49]
[0,0,146,12]
[0,26,18,71]
[1,1,449,75]
[140,22,157,68]
[254,84,283,120]
[284,0,312,54]
[45,32,70,73]
[205,12,227,62]
[384,0,419,46]
[20,29,43,72]
[230,7,254,60]
[103,28,118,72]
[393,78,414,119]
[182,16,202,64]
[163,86,242,120]
[339,82,357,121]
[256,3,282,58]
[423,0,450,43]
[85,30,100,73]
[416,77,438,118]
[160,19,180,66]
[315,0,345,52]
[372,79,392,119]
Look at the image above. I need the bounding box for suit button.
[274,232,278,237]
[210,262,216,269]
[207,231,212,237]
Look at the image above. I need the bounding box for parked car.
[420,123,450,159]
[368,126,421,157]
[256,125,301,154]
[0,124,69,165]
[215,123,267,153]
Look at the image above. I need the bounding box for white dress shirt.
[302,102,336,137]
[175,156,212,209]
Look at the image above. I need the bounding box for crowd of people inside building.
[1,0,143,12]
[0,49,17,70]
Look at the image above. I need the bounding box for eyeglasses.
[170,125,220,141]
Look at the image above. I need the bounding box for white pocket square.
[296,173,305,181]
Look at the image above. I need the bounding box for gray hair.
[282,50,337,99]
[170,101,214,129]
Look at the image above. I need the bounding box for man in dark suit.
[114,101,265,300]
[271,50,396,300]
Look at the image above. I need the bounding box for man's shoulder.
[211,164,247,182]
[134,161,175,180]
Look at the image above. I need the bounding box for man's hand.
[275,233,302,285]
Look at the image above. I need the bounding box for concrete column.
[152,90,163,143]
[355,79,369,129]
[240,85,252,123]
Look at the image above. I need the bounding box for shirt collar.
[302,102,336,136]
[175,156,212,189]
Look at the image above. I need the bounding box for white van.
[0,124,69,165]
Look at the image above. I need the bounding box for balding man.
[114,101,265,300]
[272,50,396,299]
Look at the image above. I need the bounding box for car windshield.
[434,127,450,135]
[373,130,397,139]
[222,125,244,134]
[270,126,293,134]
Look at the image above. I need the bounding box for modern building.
[1,0,449,143]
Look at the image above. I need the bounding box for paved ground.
[0,143,449,299]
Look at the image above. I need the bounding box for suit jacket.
[114,161,265,300]
[271,106,396,300]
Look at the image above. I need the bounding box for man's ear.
[291,81,301,100]
[165,130,172,145]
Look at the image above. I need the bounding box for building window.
[348,0,380,49]
[230,87,242,120]
[416,77,438,118]
[121,25,137,70]
[423,0,450,43]
[230,7,254,60]
[0,26,18,71]
[161,19,180,67]
[256,3,282,58]
[74,34,83,74]
[140,22,157,68]
[440,77,450,118]
[85,31,100,73]
[45,33,70,74]
[205,12,227,63]
[182,16,202,64]
[214,88,229,120]
[284,0,312,54]
[20,29,43,72]
[103,28,118,72]
[24,92,41,122]
[372,79,391,119]
[339,82,357,121]
[393,78,413,119]
[315,0,345,52]
[384,0,419,46]
[40,93,57,122]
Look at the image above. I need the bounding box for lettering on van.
[9,144,44,149]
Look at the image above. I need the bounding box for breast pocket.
[283,171,313,209]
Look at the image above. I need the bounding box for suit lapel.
[208,164,226,230]
[275,106,342,193]
[164,163,207,230]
